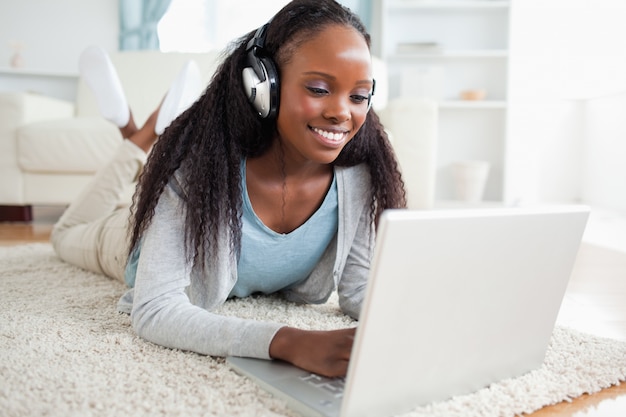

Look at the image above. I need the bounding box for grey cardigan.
[126,163,375,360]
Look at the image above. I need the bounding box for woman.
[53,0,406,378]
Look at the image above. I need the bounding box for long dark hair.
[129,0,406,268]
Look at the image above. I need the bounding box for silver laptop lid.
[341,206,589,417]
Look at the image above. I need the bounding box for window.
[157,0,370,53]
[157,0,290,53]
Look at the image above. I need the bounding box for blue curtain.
[119,0,172,50]
[357,0,372,30]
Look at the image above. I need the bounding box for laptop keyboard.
[299,373,346,398]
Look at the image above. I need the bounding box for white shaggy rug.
[1,243,625,417]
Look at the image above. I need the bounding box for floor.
[1,205,625,416]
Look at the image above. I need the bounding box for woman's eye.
[306,86,328,96]
[351,94,369,104]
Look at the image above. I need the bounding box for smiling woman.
[51,0,405,379]
[126,0,407,378]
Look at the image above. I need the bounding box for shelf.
[390,50,508,59]
[439,100,507,109]
[388,0,510,10]
[375,0,510,201]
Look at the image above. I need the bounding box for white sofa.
[0,51,437,221]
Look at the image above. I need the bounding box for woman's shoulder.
[335,163,372,202]
[335,163,371,184]
[168,161,199,198]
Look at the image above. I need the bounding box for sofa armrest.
[0,92,75,127]
[378,98,439,210]
[0,92,75,204]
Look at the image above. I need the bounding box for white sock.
[155,60,202,135]
[78,46,130,127]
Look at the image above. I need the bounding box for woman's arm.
[337,202,374,320]
[131,176,363,376]
[336,165,376,319]
[130,182,283,359]
[268,166,375,378]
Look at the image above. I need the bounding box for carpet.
[1,243,625,417]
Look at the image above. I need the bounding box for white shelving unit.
[372,0,511,201]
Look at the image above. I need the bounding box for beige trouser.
[51,140,147,283]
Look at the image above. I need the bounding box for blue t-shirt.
[230,162,338,297]
[124,162,339,294]
[125,243,139,287]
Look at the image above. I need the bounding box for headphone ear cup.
[241,57,280,119]
[242,66,261,107]
[260,56,279,119]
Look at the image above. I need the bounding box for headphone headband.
[246,24,270,82]
[247,23,269,52]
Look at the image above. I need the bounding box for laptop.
[227,205,590,417]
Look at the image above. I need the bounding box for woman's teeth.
[313,127,345,142]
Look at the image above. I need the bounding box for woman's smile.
[310,126,349,148]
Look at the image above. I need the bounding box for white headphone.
[242,23,280,119]
[242,22,376,118]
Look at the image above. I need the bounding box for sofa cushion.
[17,117,123,174]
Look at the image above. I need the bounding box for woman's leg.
[79,45,133,130]
[155,59,201,135]
[50,115,156,281]
[52,48,201,281]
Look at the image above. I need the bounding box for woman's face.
[275,24,374,166]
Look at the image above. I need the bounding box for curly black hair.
[128,0,406,269]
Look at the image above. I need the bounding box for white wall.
[2,0,624,210]
[582,92,626,210]
[0,0,118,74]
[506,0,626,209]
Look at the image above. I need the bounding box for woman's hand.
[269,327,356,378]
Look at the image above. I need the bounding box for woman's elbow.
[339,296,362,320]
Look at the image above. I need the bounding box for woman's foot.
[78,46,130,128]
[128,109,159,153]
[155,60,202,135]
[117,110,139,140]
[127,60,202,153]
